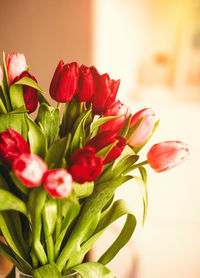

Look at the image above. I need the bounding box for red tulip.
[13,71,38,113]
[86,131,126,164]
[69,146,103,184]
[50,60,79,102]
[89,66,120,114]
[13,153,48,187]
[0,128,30,168]
[0,65,3,85]
[128,108,158,147]
[43,169,73,198]
[147,141,189,173]
[5,53,27,85]
[99,100,131,133]
[76,65,94,102]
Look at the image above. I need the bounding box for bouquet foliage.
[0,53,189,278]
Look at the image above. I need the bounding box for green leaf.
[56,175,132,272]
[71,262,117,278]
[0,212,32,273]
[14,77,44,93]
[73,182,94,199]
[96,142,117,160]
[0,189,27,216]
[45,134,71,168]
[0,112,28,139]
[38,92,50,105]
[0,97,7,113]
[98,201,136,265]
[43,200,57,262]
[67,199,136,268]
[55,193,80,258]
[118,114,132,137]
[36,103,60,147]
[1,52,11,111]
[25,114,47,158]
[60,99,82,137]
[9,84,25,110]
[0,242,23,272]
[70,108,92,155]
[9,171,30,195]
[33,263,62,278]
[133,167,148,226]
[90,115,123,136]
[98,152,139,183]
[27,187,48,265]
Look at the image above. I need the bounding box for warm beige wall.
[0,0,93,96]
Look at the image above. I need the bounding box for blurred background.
[0,0,199,277]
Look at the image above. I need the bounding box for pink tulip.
[43,169,73,198]
[5,53,27,85]
[99,100,131,133]
[147,141,189,172]
[13,153,48,187]
[128,108,158,147]
[0,65,3,85]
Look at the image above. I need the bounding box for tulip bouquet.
[0,52,188,278]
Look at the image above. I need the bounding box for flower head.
[128,108,158,147]
[147,141,189,172]
[69,146,103,184]
[13,153,48,187]
[5,53,27,85]
[43,169,73,198]
[0,128,30,168]
[89,66,120,114]
[13,71,38,113]
[50,61,79,102]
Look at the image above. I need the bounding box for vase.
[15,267,81,278]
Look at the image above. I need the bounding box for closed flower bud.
[13,71,38,113]
[69,146,103,184]
[128,108,158,147]
[89,66,120,114]
[0,128,30,168]
[5,53,27,85]
[43,169,73,198]
[76,65,94,102]
[50,60,79,102]
[86,131,126,164]
[13,153,48,187]
[0,65,3,85]
[147,141,189,173]
[100,100,131,133]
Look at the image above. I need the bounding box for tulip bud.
[76,65,94,102]
[0,128,30,168]
[13,71,38,113]
[5,53,27,85]
[89,66,120,114]
[43,169,73,198]
[0,65,3,85]
[86,131,126,164]
[128,108,158,147]
[50,60,79,102]
[147,141,189,173]
[100,100,131,133]
[69,146,103,184]
[13,153,48,187]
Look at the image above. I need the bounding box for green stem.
[124,160,148,174]
[57,102,61,109]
